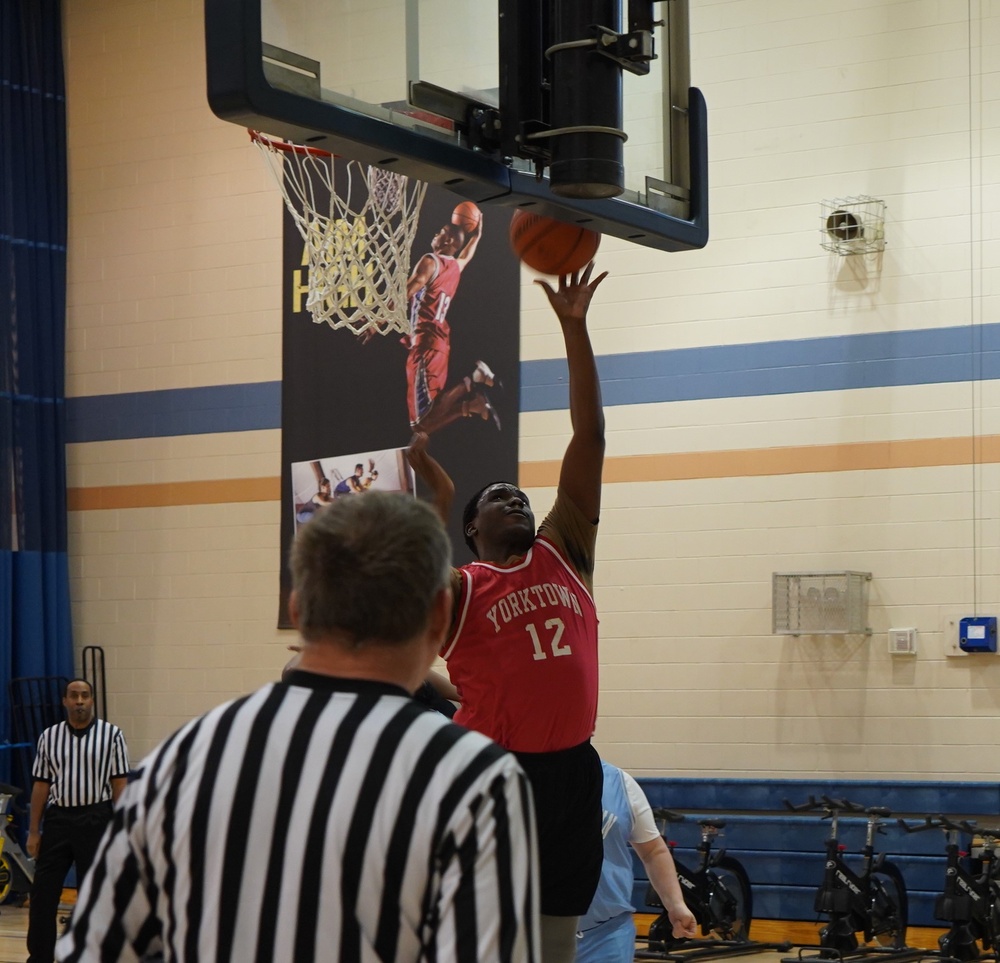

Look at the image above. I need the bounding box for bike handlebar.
[896,814,997,838]
[897,815,943,834]
[785,795,886,817]
[822,795,867,813]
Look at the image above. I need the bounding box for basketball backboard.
[205,0,707,252]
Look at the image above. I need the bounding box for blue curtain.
[0,0,75,773]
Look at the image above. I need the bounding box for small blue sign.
[959,617,998,653]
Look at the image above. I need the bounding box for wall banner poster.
[278,166,521,625]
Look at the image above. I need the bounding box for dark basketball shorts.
[514,739,604,917]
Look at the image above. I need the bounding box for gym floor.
[0,891,74,963]
[0,905,28,962]
[0,909,948,963]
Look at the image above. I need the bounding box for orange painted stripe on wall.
[519,435,996,488]
[67,436,1000,510]
[68,477,280,511]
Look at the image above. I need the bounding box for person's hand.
[534,261,608,322]
[27,830,40,859]
[405,431,430,471]
[668,900,698,939]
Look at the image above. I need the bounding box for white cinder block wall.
[63,0,1000,774]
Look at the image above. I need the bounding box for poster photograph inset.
[291,449,416,532]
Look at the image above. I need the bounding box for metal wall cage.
[772,571,872,636]
[819,196,886,255]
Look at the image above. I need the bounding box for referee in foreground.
[58,492,540,963]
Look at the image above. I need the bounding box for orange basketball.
[508,209,601,276]
[451,201,481,234]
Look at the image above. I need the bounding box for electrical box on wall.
[959,617,997,653]
[888,628,917,655]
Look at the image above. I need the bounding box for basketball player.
[576,760,696,962]
[407,263,608,963]
[403,209,501,435]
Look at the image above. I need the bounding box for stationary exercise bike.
[645,809,753,950]
[786,795,908,956]
[0,782,35,905]
[899,814,1000,961]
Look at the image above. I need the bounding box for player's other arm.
[426,668,461,703]
[633,836,698,938]
[536,263,608,523]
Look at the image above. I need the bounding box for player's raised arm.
[405,431,455,524]
[535,263,608,523]
[455,212,482,270]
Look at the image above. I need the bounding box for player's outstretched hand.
[405,431,454,523]
[535,261,608,322]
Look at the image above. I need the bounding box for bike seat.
[0,782,23,796]
[866,806,891,817]
[652,808,685,823]
[700,818,727,829]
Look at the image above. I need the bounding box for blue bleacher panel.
[632,778,1000,926]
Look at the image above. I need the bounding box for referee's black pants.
[27,802,112,963]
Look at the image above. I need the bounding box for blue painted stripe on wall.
[524,323,997,411]
[66,382,282,443]
[64,325,998,441]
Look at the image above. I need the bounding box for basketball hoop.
[250,130,428,337]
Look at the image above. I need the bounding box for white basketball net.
[250,130,428,337]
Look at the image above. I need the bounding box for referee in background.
[58,491,540,963]
[27,678,130,963]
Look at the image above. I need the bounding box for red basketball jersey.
[442,536,599,753]
[409,253,461,337]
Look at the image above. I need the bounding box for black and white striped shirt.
[33,719,130,808]
[58,673,539,963]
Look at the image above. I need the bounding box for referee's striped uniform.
[58,673,540,963]
[34,719,130,805]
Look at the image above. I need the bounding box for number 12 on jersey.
[526,618,572,660]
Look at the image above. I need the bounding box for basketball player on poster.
[401,202,502,435]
